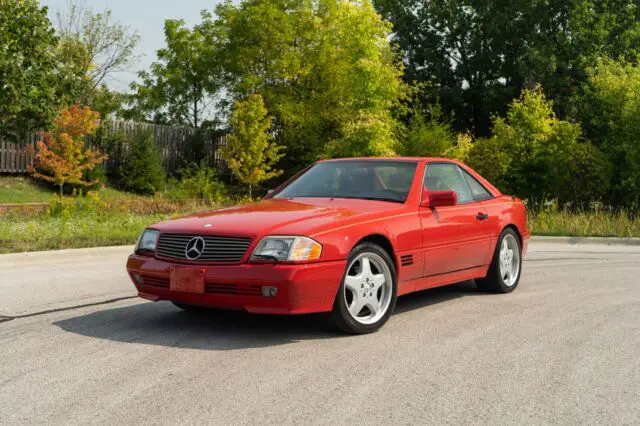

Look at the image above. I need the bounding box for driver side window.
[424,163,473,204]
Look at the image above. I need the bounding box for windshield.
[274,160,418,203]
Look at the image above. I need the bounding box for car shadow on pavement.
[53,280,484,351]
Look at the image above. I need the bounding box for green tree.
[373,0,640,135]
[30,104,107,197]
[579,59,640,207]
[116,130,165,195]
[398,103,454,157]
[468,87,608,206]
[0,0,58,139]
[204,0,405,170]
[54,0,139,114]
[126,19,220,128]
[221,94,285,197]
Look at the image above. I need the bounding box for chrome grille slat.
[156,233,252,263]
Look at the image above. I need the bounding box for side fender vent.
[400,254,414,267]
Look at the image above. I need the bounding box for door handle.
[476,212,489,221]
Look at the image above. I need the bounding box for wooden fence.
[0,120,229,176]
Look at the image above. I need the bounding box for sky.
[40,0,226,91]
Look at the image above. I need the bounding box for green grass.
[0,176,53,203]
[0,212,174,253]
[0,176,148,204]
[528,208,640,238]
[2,189,640,254]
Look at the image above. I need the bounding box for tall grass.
[528,206,640,238]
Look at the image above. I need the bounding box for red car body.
[126,158,529,315]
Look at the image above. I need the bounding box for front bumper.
[126,255,346,314]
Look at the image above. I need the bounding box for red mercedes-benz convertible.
[127,158,529,334]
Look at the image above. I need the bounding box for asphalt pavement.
[1,240,639,425]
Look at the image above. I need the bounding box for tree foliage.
[373,0,640,136]
[398,103,454,157]
[0,0,59,139]
[54,0,139,111]
[115,130,165,195]
[30,104,107,196]
[579,59,640,208]
[221,94,285,197]
[467,87,609,206]
[126,19,220,128]
[204,0,405,170]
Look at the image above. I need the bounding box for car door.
[420,162,493,276]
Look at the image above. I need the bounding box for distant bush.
[47,190,107,218]
[115,130,165,195]
[579,59,640,208]
[398,103,454,157]
[466,86,609,208]
[167,161,227,203]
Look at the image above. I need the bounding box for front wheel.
[330,243,398,334]
[476,228,522,293]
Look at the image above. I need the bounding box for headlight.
[251,236,322,261]
[136,229,160,253]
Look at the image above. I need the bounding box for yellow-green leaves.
[221,94,285,196]
[211,0,405,166]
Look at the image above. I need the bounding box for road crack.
[0,296,137,323]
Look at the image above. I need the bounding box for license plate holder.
[170,267,205,293]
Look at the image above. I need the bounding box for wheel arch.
[353,234,397,272]
[502,224,523,250]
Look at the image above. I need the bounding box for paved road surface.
[1,241,639,425]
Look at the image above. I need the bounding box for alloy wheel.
[499,234,521,287]
[343,252,393,325]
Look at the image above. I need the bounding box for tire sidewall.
[333,242,398,334]
[494,228,522,293]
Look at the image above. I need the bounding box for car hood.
[150,197,405,238]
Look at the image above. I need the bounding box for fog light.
[133,274,143,284]
[262,286,277,298]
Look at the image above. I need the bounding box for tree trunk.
[59,183,63,198]
[248,184,252,199]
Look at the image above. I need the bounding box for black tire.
[329,242,398,335]
[476,227,522,293]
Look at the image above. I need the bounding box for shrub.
[466,137,511,192]
[579,59,640,208]
[30,104,107,197]
[167,162,227,203]
[556,142,612,209]
[398,104,454,157]
[444,132,474,163]
[466,86,609,207]
[47,190,108,218]
[115,130,165,195]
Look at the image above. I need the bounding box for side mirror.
[420,189,457,208]
[264,189,275,199]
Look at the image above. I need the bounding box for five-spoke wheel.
[331,243,397,334]
[476,228,522,293]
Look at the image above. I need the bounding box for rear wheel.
[330,243,398,334]
[476,228,522,293]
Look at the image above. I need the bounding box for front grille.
[206,283,262,296]
[156,233,252,263]
[140,275,170,288]
[139,273,261,297]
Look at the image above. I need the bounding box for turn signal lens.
[289,237,323,261]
